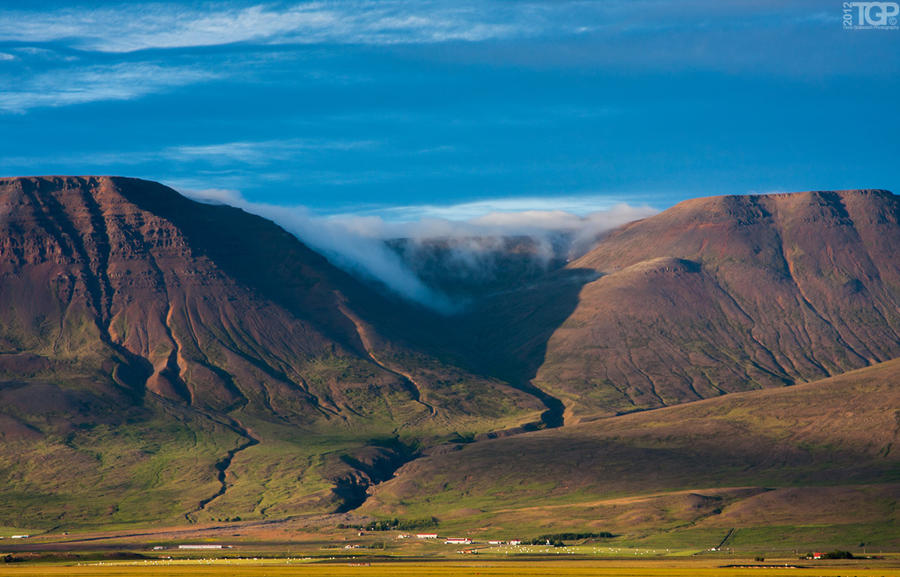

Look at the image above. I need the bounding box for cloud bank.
[180,187,657,312]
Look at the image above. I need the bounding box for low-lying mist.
[182,188,657,313]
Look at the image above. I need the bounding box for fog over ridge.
[181,187,657,312]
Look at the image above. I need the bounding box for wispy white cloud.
[0,1,886,83]
[361,195,638,222]
[2,0,842,56]
[177,187,245,205]
[10,46,77,61]
[169,138,379,164]
[0,62,218,113]
[0,1,888,80]
[0,138,380,171]
[0,1,541,53]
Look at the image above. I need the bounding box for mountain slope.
[1,178,898,537]
[460,190,900,421]
[0,176,542,528]
[362,357,900,545]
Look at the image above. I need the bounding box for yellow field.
[1,559,899,577]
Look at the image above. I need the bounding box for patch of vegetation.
[3,552,147,564]
[341,517,439,531]
[528,532,614,545]
[449,431,477,444]
[802,550,856,559]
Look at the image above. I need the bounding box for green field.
[2,558,900,577]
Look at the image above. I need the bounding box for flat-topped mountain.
[0,176,540,527]
[459,189,900,421]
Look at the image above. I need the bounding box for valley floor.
[2,518,899,575]
[1,557,900,577]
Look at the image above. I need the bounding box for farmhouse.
[445,538,472,545]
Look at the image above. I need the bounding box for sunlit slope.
[466,190,900,420]
[363,358,900,542]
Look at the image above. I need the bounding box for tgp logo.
[843,2,900,29]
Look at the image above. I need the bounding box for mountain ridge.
[0,175,542,527]
[1,176,897,540]
[449,187,900,422]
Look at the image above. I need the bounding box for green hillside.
[362,358,900,548]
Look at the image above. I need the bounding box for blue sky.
[1,0,898,220]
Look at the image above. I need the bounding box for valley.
[0,177,897,558]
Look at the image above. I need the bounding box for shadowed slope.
[0,176,542,528]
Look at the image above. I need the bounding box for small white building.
[445,538,472,545]
[416,533,439,539]
[488,540,505,545]
[178,544,223,550]
[509,540,522,545]
[10,535,29,539]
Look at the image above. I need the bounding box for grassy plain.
[2,558,900,577]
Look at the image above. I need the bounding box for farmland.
[1,557,900,577]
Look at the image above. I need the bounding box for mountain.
[0,176,541,528]
[0,177,898,543]
[455,189,900,422]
